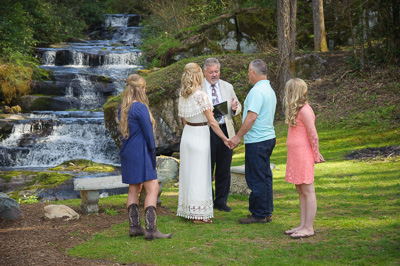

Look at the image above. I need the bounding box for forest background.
[0,0,399,106]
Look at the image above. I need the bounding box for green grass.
[65,120,400,265]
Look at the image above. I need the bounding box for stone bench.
[73,175,166,214]
[74,175,129,214]
[73,156,179,214]
[230,164,276,196]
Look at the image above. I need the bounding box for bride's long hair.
[180,63,204,98]
[120,74,155,139]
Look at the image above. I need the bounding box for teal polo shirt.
[243,79,277,144]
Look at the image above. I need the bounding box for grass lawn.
[65,120,400,265]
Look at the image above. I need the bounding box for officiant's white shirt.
[204,79,225,124]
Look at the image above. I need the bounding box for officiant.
[201,57,242,212]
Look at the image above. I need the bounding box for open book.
[213,101,228,117]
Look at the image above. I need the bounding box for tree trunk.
[277,0,297,109]
[312,0,328,52]
[365,0,372,50]
[348,5,357,58]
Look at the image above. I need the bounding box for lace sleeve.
[300,105,322,163]
[194,91,212,111]
[178,90,212,118]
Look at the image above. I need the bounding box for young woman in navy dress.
[119,74,171,240]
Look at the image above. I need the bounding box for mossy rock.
[97,75,112,84]
[18,95,53,112]
[48,159,115,172]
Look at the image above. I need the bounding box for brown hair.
[120,74,155,139]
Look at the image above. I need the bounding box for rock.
[3,106,11,114]
[156,156,179,184]
[11,105,21,114]
[0,192,21,219]
[230,164,275,195]
[50,96,81,110]
[44,204,80,220]
[295,53,327,79]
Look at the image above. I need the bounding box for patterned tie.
[211,84,222,122]
[211,84,219,105]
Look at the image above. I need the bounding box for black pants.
[210,124,233,206]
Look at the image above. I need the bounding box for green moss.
[34,172,73,186]
[48,159,115,173]
[31,97,52,110]
[98,75,112,83]
[0,170,36,183]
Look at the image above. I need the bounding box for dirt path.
[0,203,135,265]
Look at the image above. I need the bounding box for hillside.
[140,51,400,127]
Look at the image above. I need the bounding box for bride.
[177,62,231,223]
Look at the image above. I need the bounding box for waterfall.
[0,111,120,168]
[1,14,143,169]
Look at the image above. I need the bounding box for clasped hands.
[224,135,241,150]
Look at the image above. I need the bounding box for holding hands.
[223,135,241,150]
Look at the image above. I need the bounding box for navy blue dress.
[119,102,157,184]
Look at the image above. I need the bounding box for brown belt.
[186,122,208,126]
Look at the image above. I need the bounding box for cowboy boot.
[144,206,172,241]
[127,203,145,237]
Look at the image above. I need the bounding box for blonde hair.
[120,74,155,139]
[284,78,308,127]
[180,63,204,98]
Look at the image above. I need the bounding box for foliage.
[104,207,118,216]
[0,51,35,104]
[0,2,35,55]
[17,195,38,204]
[140,35,182,68]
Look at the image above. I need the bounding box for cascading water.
[0,14,143,169]
[0,111,120,168]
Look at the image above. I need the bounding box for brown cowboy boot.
[127,203,145,237]
[144,206,172,241]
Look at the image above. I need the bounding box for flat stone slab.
[73,175,128,191]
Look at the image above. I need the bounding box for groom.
[201,57,242,212]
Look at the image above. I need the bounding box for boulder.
[44,204,80,220]
[295,53,327,80]
[0,192,21,219]
[156,156,179,184]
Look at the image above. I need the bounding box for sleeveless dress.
[285,104,320,185]
[119,102,157,184]
[177,90,214,220]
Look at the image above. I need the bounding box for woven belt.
[186,122,208,126]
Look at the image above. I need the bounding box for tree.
[312,0,328,52]
[277,0,297,107]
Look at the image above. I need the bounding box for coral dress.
[177,90,214,220]
[285,104,321,185]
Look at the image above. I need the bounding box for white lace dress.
[177,90,214,220]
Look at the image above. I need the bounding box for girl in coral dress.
[283,78,324,239]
